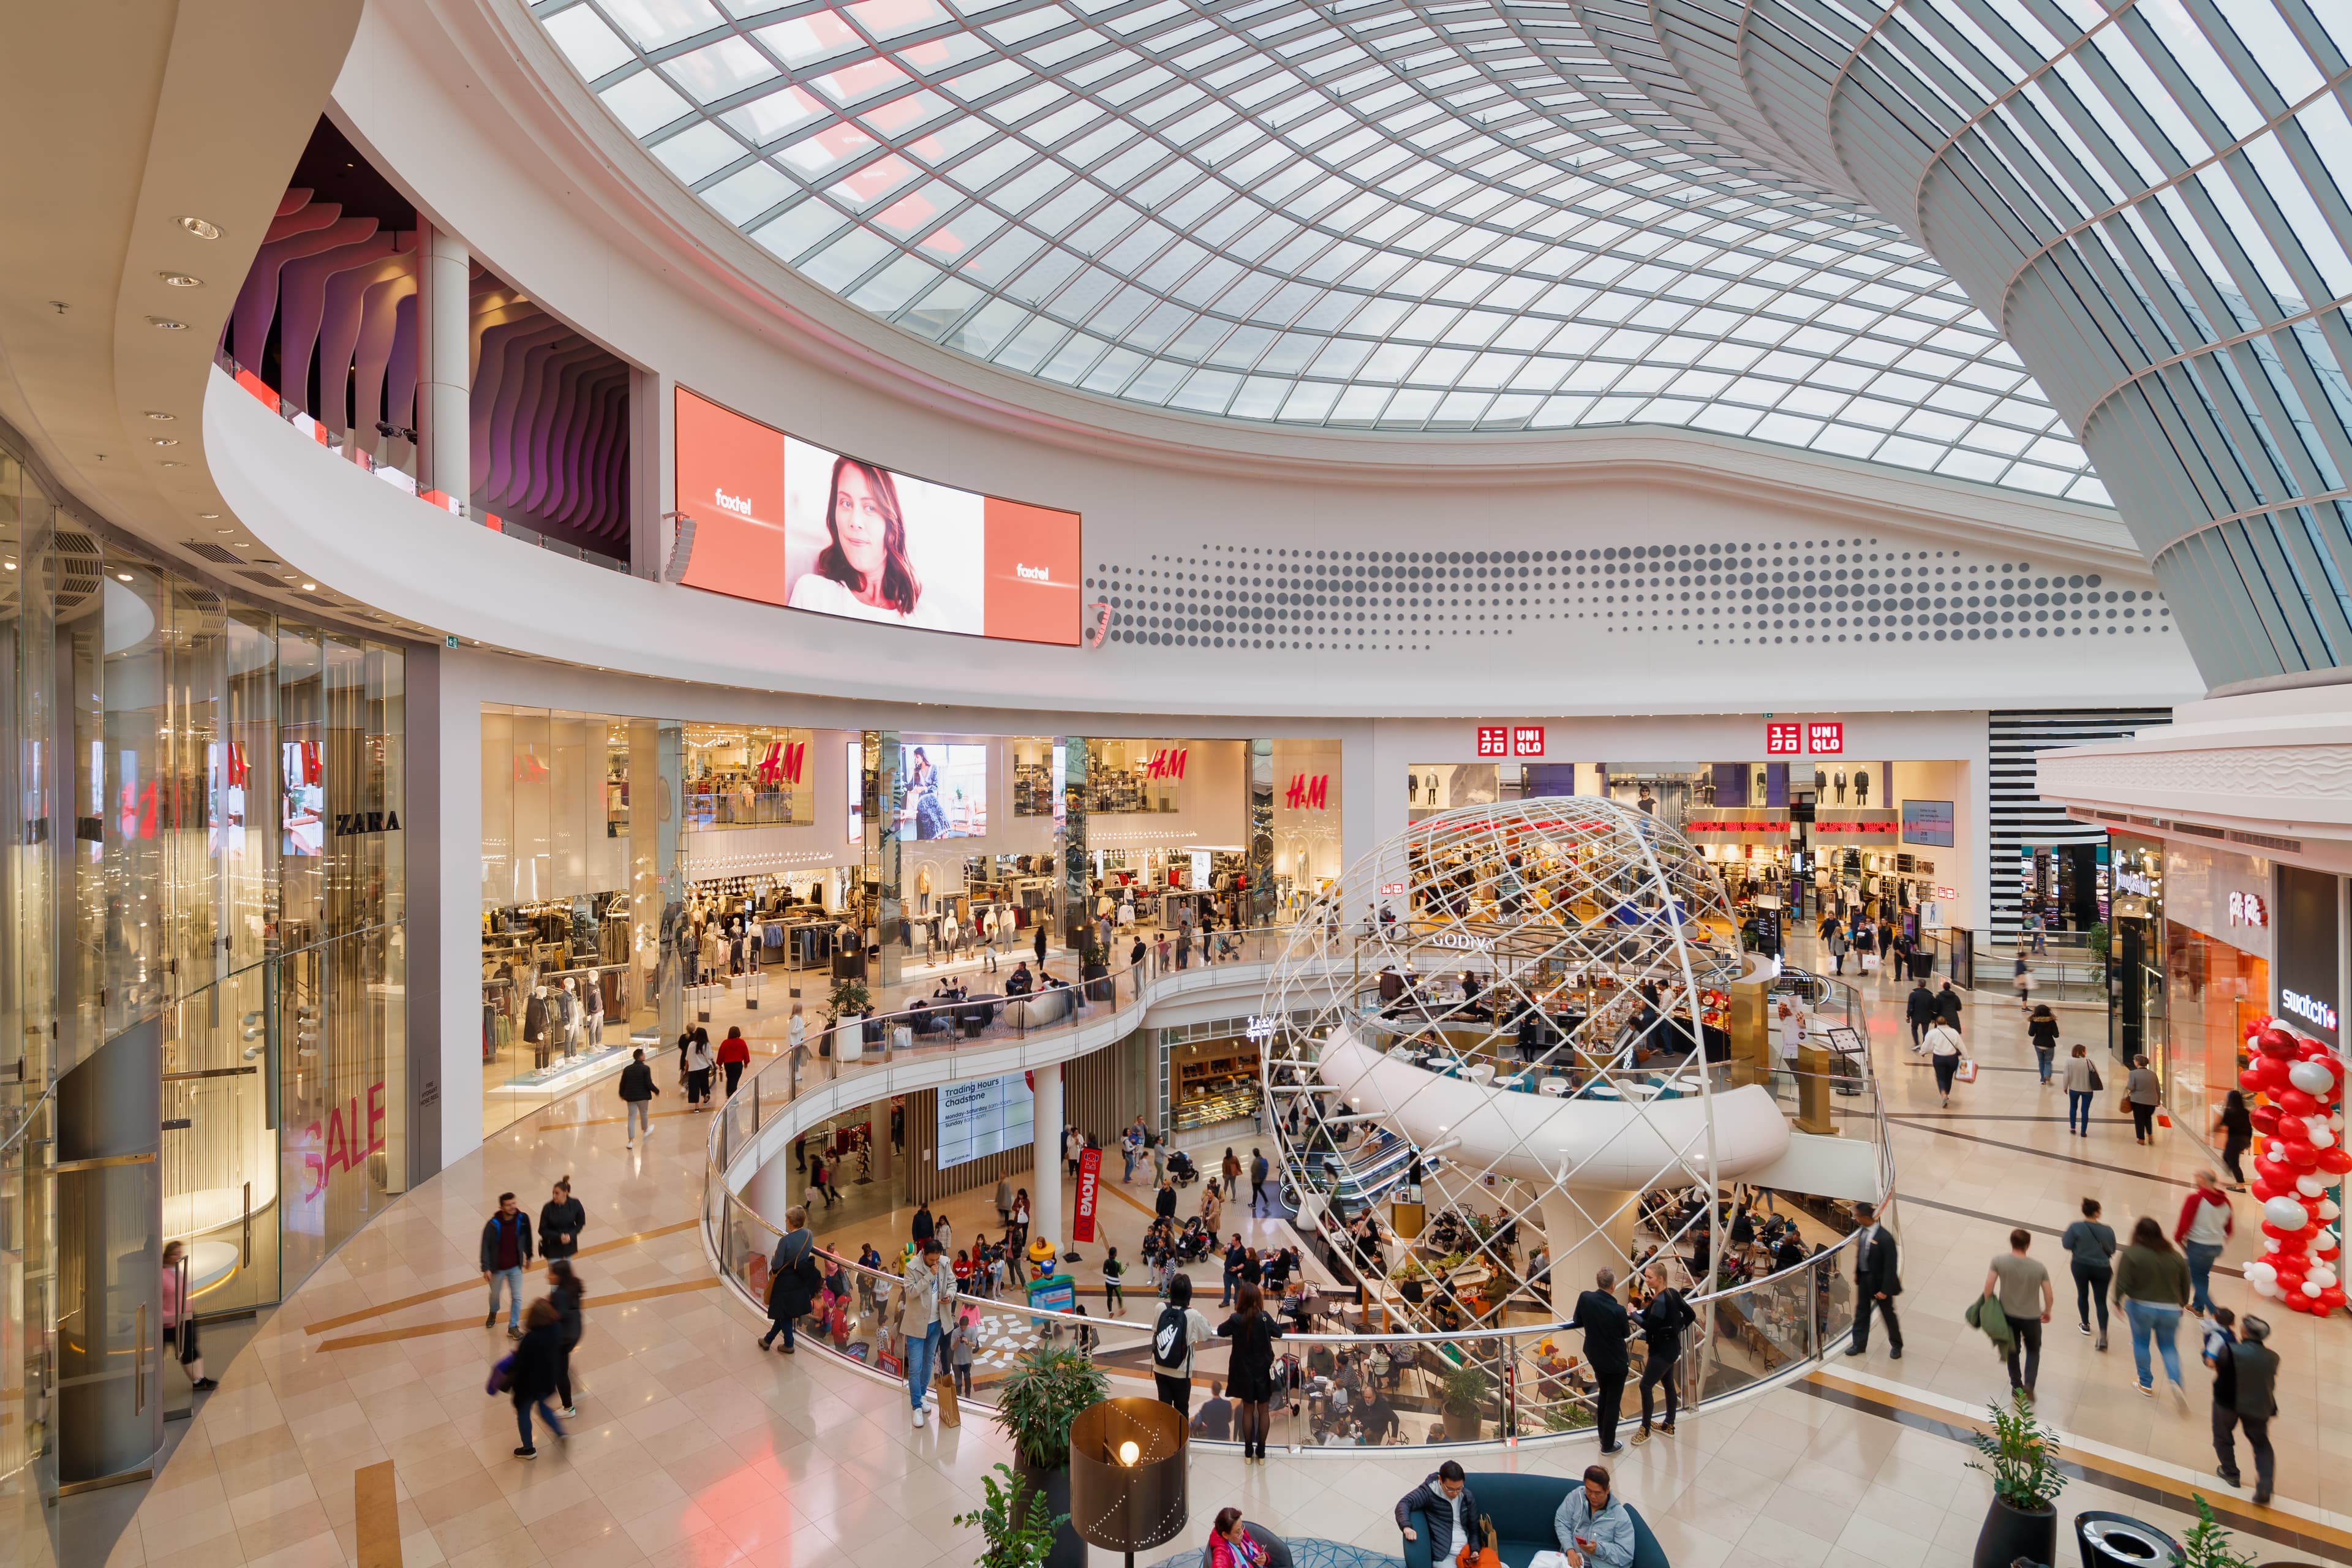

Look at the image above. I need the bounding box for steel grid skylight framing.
[527,0,2103,499]
[1583,0,2352,680]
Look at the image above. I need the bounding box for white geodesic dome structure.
[1260,796,1790,1324]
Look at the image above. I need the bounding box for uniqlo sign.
[1808,722,1844,755]
[1512,726,1545,758]
[1476,726,1509,758]
[1765,723,1801,756]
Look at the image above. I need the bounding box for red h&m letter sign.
[1766,722,1801,755]
[1512,726,1546,758]
[1072,1146,1102,1243]
[1807,722,1844,755]
[1476,726,1509,757]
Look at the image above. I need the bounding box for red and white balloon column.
[2237,1017,2350,1315]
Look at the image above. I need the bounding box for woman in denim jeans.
[2062,1044,2099,1136]
[2112,1216,2193,1403]
[2059,1197,2116,1349]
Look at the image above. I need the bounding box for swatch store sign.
[2274,866,2343,1049]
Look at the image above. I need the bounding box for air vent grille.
[2173,820,2226,840]
[2231,831,2304,854]
[180,541,246,565]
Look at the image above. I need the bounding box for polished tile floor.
[106,935,2352,1568]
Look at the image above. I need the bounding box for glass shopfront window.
[684,724,812,827]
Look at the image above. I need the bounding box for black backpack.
[1153,1305,1188,1371]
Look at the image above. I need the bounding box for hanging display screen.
[847,741,990,842]
[673,387,1081,645]
[1902,799,1954,847]
[282,741,323,856]
[938,1072,1035,1170]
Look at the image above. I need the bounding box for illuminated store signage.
[2282,989,2337,1031]
[1475,725,1545,757]
[672,386,1081,645]
[1765,720,1842,754]
[2230,891,2268,927]
[1809,722,1844,754]
[1284,773,1329,810]
[1766,722,1800,755]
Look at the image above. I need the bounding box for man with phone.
[1553,1465,1634,1568]
[1395,1461,1479,1563]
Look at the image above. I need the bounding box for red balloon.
[2324,1286,2348,1311]
[2260,1028,2299,1055]
[2262,1221,2298,1242]
[2252,1106,2283,1133]
[2320,1147,2352,1175]
[2279,1088,2321,1117]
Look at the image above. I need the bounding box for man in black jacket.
[1632,1262,1694,1444]
[1936,982,1964,1031]
[1904,984,1938,1051]
[2214,1314,2278,1504]
[1565,1267,1631,1453]
[1845,1203,1904,1359]
[480,1193,533,1340]
[1396,1461,1479,1563]
[617,1049,658,1148]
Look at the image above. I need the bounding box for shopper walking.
[2027,1005,2060,1085]
[1216,1281,1286,1461]
[507,1298,567,1458]
[1924,1016,1965,1107]
[1630,1262,1692,1444]
[618,1047,658,1147]
[1845,1203,1903,1359]
[2174,1169,2234,1316]
[1033,922,1047,968]
[1984,1229,2054,1398]
[537,1176,586,1262]
[2060,1197,2117,1349]
[2212,1090,2253,1187]
[481,1193,533,1339]
[1828,920,1850,976]
[900,1238,957,1427]
[2212,1314,2278,1504]
[684,1029,715,1108]
[2062,1043,2099,1136]
[1123,1119,1144,1183]
[1251,1148,1270,1213]
[547,1258,586,1416]
[2126,1054,2163,1144]
[2115,1215,2193,1403]
[159,1241,218,1391]
[717,1026,752,1098]
[761,1207,818,1352]
[1152,1273,1215,1421]
[1904,981,1937,1052]
[1936,981,1964,1032]
[1564,1267,1630,1455]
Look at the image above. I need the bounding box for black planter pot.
[1975,1497,2059,1568]
[1017,1461,1085,1568]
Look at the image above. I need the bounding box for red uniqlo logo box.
[1808,722,1844,755]
[1766,723,1801,755]
[1477,726,1509,758]
[1512,726,1545,757]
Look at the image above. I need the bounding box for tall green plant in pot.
[825,978,869,1057]
[1966,1393,2067,1568]
[1440,1362,1493,1442]
[954,1463,1070,1568]
[993,1346,1106,1568]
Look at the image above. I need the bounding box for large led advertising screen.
[673,387,1081,645]
[846,741,990,843]
[937,1072,1035,1170]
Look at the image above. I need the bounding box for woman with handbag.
[1924,1018,1965,1107]
[2062,1042,2101,1136]
[2125,1054,2163,1144]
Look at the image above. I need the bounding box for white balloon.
[2325,1199,2345,1221]
[2304,1280,2325,1297]
[2299,1174,2330,1197]
[2256,1280,2284,1298]
[2244,1261,2278,1286]
[2290,1060,2337,1095]
[2312,1265,2340,1290]
[2265,1195,2313,1229]
[2332,1114,2347,1131]
[2312,1125,2340,1150]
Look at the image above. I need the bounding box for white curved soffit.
[1314,1027,1791,1189]
[507,0,2107,502]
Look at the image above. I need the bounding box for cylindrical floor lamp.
[1069,1397,1189,1568]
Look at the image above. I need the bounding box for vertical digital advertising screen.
[847,741,990,842]
[672,387,1081,645]
[937,1072,1035,1170]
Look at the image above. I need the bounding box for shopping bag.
[1861,953,1879,972]
[933,1371,962,1428]
[1955,1059,1978,1084]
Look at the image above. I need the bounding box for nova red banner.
[1072,1145,1103,1244]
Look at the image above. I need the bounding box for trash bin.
[2076,1512,2179,1568]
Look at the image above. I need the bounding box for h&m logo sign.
[1284,773,1329,810]
[756,739,806,786]
[1143,747,1188,781]
[332,810,401,837]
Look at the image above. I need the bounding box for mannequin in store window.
[1833,769,1847,804]
[584,974,605,1052]
[526,985,552,1071]
[559,978,582,1061]
[1853,769,1870,807]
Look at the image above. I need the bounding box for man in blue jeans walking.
[480,1192,532,1340]
[902,1238,956,1428]
[2175,1169,2234,1316]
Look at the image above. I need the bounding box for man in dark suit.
[1564,1267,1632,1453]
[1846,1203,1903,1359]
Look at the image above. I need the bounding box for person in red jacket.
[715,1026,753,1099]
[2174,1169,2235,1317]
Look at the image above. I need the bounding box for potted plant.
[825,977,869,1058]
[1439,1361,1493,1442]
[992,1346,1106,1568]
[954,1462,1069,1568]
[1967,1393,2067,1568]
[2177,1496,2256,1568]
[1079,941,1110,1002]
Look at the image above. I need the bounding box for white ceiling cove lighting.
[524,0,2101,499]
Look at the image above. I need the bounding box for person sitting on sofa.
[1553,1465,1635,1568]
[1395,1461,1479,1565]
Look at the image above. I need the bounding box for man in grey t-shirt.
[1984,1229,2054,1397]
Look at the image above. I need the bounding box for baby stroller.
[1166,1148,1200,1187]
[1173,1216,1213,1262]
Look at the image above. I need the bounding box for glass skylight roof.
[529,0,2106,502]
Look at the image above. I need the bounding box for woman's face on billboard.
[832,466,889,578]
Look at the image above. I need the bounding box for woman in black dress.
[1217,1282,1285,1461]
[2212,1090,2254,1186]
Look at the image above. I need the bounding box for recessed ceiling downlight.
[176,216,221,239]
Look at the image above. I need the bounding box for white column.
[630,365,674,579]
[415,219,472,504]
[1031,1062,1065,1250]
[1538,1187,1638,1299]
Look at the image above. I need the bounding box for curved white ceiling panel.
[523,0,2106,502]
